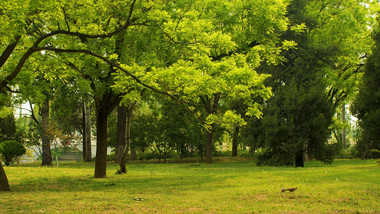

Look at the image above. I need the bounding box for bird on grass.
[133,197,145,201]
[281,187,297,193]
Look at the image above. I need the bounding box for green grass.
[1,158,379,213]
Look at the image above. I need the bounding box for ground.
[0,158,379,213]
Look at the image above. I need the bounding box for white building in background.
[20,139,112,163]
[14,102,112,163]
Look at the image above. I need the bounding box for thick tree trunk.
[41,96,52,166]
[232,126,239,157]
[0,163,10,191]
[94,109,108,178]
[83,102,92,162]
[115,105,127,164]
[119,108,132,173]
[205,125,214,164]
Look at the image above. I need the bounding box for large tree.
[0,0,149,190]
[249,0,375,166]
[130,0,292,164]
[352,18,380,158]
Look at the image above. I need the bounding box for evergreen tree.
[352,19,380,158]
[0,113,16,143]
[254,0,335,166]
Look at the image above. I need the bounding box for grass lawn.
[0,158,379,213]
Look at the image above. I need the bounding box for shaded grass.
[1,158,379,213]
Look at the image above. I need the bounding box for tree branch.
[29,101,40,125]
[65,61,98,95]
[0,0,139,93]
[211,40,260,61]
[5,86,21,93]
[0,36,22,68]
[38,47,207,123]
[60,6,70,31]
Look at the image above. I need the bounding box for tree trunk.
[119,106,132,173]
[41,96,52,166]
[94,109,108,178]
[303,141,309,161]
[0,163,10,191]
[205,125,214,164]
[115,105,127,164]
[83,102,92,162]
[232,126,239,157]
[342,104,347,149]
[198,144,204,161]
[130,147,137,160]
[295,144,304,167]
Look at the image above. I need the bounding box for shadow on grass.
[9,168,231,194]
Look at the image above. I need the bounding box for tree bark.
[0,36,21,69]
[202,94,220,164]
[295,144,304,167]
[342,104,347,149]
[0,162,10,191]
[130,147,137,160]
[92,82,122,178]
[119,104,134,173]
[198,144,204,161]
[83,102,92,162]
[302,140,309,161]
[232,126,239,157]
[205,125,214,164]
[94,108,108,178]
[41,96,52,166]
[115,105,127,164]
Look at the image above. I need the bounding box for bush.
[238,150,253,158]
[107,152,115,161]
[334,146,357,159]
[256,150,294,166]
[0,140,26,165]
[213,150,231,157]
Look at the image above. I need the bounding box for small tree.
[0,140,26,166]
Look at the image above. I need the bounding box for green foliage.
[352,18,380,159]
[0,0,377,184]
[20,117,42,152]
[50,78,90,139]
[129,97,203,162]
[159,99,204,159]
[241,0,376,166]
[256,149,294,166]
[0,111,16,143]
[106,152,115,162]
[0,140,26,166]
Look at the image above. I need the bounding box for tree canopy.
[0,0,379,191]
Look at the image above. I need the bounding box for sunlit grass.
[1,158,379,213]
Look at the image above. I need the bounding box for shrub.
[238,150,253,158]
[213,150,232,157]
[107,152,115,161]
[0,140,26,165]
[256,150,294,166]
